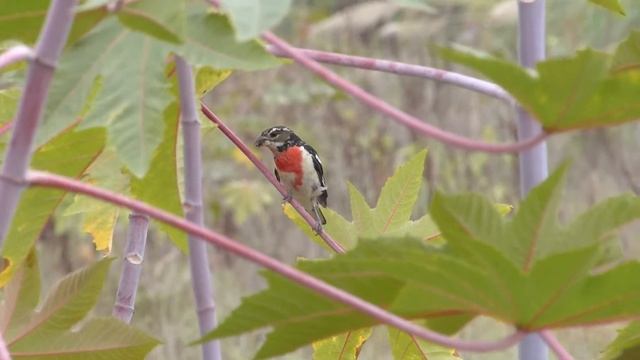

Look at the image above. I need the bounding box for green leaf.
[11,318,159,360]
[9,258,114,342]
[205,162,640,357]
[602,322,640,360]
[312,328,371,360]
[196,66,232,96]
[441,47,640,132]
[388,325,461,360]
[589,0,625,15]
[0,0,108,45]
[612,31,640,73]
[0,251,39,340]
[40,18,171,177]
[131,102,187,251]
[3,257,160,359]
[374,150,427,236]
[0,127,106,286]
[285,150,434,251]
[221,0,291,41]
[63,149,128,252]
[176,10,281,70]
[117,0,185,43]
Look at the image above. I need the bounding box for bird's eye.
[269,132,277,138]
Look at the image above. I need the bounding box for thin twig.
[540,330,574,360]
[27,169,526,352]
[260,32,547,154]
[200,104,346,254]
[266,45,512,103]
[0,45,33,71]
[177,56,222,360]
[112,212,150,323]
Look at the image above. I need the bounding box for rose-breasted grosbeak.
[255,126,327,232]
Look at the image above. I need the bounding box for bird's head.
[255,126,299,152]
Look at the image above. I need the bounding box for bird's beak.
[255,135,267,147]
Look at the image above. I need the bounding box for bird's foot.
[282,192,293,204]
[313,222,324,235]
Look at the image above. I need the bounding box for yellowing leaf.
[196,66,232,96]
[313,328,371,360]
[83,206,119,252]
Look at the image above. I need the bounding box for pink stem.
[261,32,547,154]
[0,123,12,137]
[0,45,33,71]
[266,45,512,102]
[0,331,10,360]
[540,330,574,360]
[200,104,346,254]
[27,169,525,352]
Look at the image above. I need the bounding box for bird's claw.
[313,222,323,235]
[282,192,293,204]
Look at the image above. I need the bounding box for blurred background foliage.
[34,0,640,359]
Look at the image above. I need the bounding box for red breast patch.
[275,146,303,189]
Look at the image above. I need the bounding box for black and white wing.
[303,144,327,207]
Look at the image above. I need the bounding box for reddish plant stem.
[0,332,10,360]
[200,104,346,254]
[176,56,221,360]
[539,331,574,360]
[27,169,525,352]
[0,0,75,250]
[0,45,33,71]
[260,32,547,154]
[112,212,150,323]
[266,45,512,102]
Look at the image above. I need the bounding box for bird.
[255,126,327,233]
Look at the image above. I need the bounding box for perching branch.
[266,45,513,103]
[200,104,346,254]
[0,45,33,71]
[176,56,222,360]
[260,32,547,154]
[112,212,150,323]
[27,169,526,352]
[0,0,76,250]
[540,331,574,360]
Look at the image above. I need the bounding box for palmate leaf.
[589,0,626,15]
[2,256,159,359]
[204,160,640,358]
[175,9,282,70]
[602,322,640,360]
[0,0,108,45]
[63,149,128,253]
[117,0,185,43]
[285,150,436,251]
[221,0,291,41]
[0,127,106,286]
[441,43,640,132]
[388,326,461,360]
[312,328,371,360]
[38,18,171,178]
[39,9,278,177]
